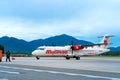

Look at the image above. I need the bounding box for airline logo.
[104,39,108,45]
[46,50,68,54]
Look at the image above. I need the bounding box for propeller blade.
[71,40,74,54]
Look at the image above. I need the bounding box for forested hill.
[0,34,119,54]
[0,34,93,53]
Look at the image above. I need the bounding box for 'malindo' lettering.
[46,50,68,54]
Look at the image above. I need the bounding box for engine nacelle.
[72,45,84,50]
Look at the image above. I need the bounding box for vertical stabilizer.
[100,34,112,48]
[101,34,110,45]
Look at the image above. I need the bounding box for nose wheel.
[36,56,40,60]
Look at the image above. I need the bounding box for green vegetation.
[101,51,120,56]
[12,52,32,57]
[3,52,32,57]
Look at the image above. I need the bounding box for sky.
[0,0,120,47]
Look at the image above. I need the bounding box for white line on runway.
[0,70,20,74]
[0,79,8,80]
[0,65,120,80]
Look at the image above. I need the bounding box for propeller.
[70,40,84,54]
[71,40,74,55]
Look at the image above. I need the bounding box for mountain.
[0,34,93,53]
[30,34,93,46]
[109,46,120,51]
[0,36,31,53]
[0,34,119,54]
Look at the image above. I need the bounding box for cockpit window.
[37,48,45,50]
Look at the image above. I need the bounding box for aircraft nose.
[32,50,36,55]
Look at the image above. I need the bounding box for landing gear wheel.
[66,57,70,60]
[76,56,80,60]
[36,56,40,60]
[0,59,1,62]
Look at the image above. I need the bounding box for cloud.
[0,0,120,47]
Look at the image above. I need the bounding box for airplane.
[32,34,113,60]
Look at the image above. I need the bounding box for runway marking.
[0,70,20,75]
[0,79,8,80]
[0,65,120,80]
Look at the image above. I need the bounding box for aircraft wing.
[82,43,106,48]
[82,43,104,46]
[82,43,112,48]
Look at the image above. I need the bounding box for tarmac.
[1,56,120,73]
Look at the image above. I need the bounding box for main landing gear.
[75,56,80,60]
[65,56,80,60]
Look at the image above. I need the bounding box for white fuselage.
[32,45,110,57]
[32,46,71,57]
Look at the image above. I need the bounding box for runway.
[0,57,120,80]
[1,57,120,73]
